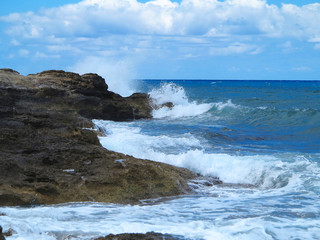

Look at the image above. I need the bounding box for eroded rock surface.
[0,69,196,206]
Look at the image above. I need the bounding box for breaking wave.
[149,83,212,118]
[93,120,320,191]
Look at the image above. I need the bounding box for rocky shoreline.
[0,68,199,207]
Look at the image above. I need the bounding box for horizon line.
[136,79,320,81]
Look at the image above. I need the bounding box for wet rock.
[161,102,174,109]
[0,69,196,206]
[3,228,14,238]
[151,101,174,110]
[95,232,182,240]
[0,226,5,240]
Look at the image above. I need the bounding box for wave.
[147,82,320,131]
[208,102,320,133]
[148,83,212,119]
[94,82,319,189]
[93,120,320,191]
[212,99,240,111]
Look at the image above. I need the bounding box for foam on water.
[93,82,320,191]
[95,121,202,154]
[94,120,320,192]
[1,189,320,240]
[149,83,212,118]
[212,99,239,111]
[2,81,320,240]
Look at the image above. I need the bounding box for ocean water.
[1,80,320,240]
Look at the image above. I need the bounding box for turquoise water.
[1,80,320,240]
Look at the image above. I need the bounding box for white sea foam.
[95,121,202,155]
[2,189,320,240]
[212,99,239,111]
[71,57,137,97]
[149,83,212,118]
[94,120,319,190]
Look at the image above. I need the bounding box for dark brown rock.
[150,101,174,110]
[0,226,5,240]
[0,69,196,206]
[0,69,152,121]
[95,232,182,240]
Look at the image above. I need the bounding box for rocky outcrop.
[95,232,182,240]
[0,69,152,121]
[0,69,196,206]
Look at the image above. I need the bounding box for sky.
[1,0,320,81]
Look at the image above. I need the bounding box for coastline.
[0,68,199,207]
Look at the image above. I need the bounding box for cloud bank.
[1,0,320,79]
[3,0,320,39]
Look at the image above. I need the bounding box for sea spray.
[94,80,320,192]
[94,119,320,191]
[71,57,137,97]
[149,82,212,118]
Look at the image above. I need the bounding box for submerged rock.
[95,232,182,240]
[0,69,196,206]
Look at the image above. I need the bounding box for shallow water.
[1,80,320,240]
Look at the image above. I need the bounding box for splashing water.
[2,80,320,240]
[71,57,137,97]
[149,82,213,118]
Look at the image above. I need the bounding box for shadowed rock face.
[0,69,196,206]
[0,69,152,121]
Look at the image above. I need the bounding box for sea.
[1,80,320,240]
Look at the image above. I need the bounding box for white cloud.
[47,44,82,53]
[35,52,48,58]
[2,0,320,77]
[19,49,30,57]
[209,42,260,55]
[10,39,20,46]
[314,43,320,50]
[281,3,320,38]
[228,66,241,72]
[2,0,320,39]
[281,41,292,48]
[308,37,320,43]
[34,51,60,59]
[292,66,312,72]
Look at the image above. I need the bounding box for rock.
[95,232,182,240]
[150,101,174,110]
[161,102,174,109]
[0,226,5,240]
[0,69,196,206]
[3,228,13,238]
[0,69,152,121]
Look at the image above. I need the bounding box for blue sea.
[1,80,320,239]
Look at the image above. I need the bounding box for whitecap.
[93,120,320,191]
[148,82,212,119]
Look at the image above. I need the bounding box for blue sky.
[1,0,320,81]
